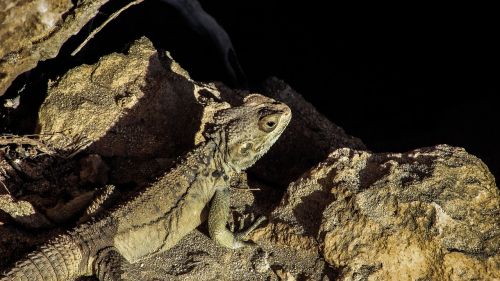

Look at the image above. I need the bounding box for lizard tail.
[1,235,84,281]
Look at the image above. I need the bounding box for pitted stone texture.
[266,145,499,280]
[38,37,363,187]
[0,0,110,96]
[37,37,229,183]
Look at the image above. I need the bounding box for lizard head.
[207,94,292,172]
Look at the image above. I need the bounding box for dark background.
[205,3,499,181]
[2,1,498,180]
[206,2,499,181]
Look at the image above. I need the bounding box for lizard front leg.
[208,187,266,249]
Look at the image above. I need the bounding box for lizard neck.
[208,129,239,176]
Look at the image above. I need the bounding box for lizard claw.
[235,215,267,241]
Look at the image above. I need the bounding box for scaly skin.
[1,94,291,281]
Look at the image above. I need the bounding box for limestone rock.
[0,0,110,96]
[38,37,230,183]
[269,145,500,280]
[37,37,363,186]
[8,36,499,281]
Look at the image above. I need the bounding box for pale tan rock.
[21,36,500,280]
[1,0,70,58]
[0,0,110,96]
[251,249,271,273]
[0,194,53,228]
[274,268,297,281]
[37,37,230,183]
[272,145,500,280]
[251,222,318,253]
[37,37,362,187]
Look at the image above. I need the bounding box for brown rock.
[10,36,499,280]
[0,0,110,96]
[37,37,363,187]
[79,154,108,184]
[272,145,500,280]
[38,37,230,183]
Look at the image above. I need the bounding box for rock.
[251,248,271,273]
[44,190,95,223]
[7,35,500,281]
[274,267,297,281]
[38,37,218,154]
[0,149,23,193]
[268,145,500,280]
[3,95,20,109]
[0,0,110,96]
[79,154,109,184]
[37,36,363,187]
[38,37,230,183]
[0,194,53,228]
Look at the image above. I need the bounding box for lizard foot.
[234,215,267,246]
[93,247,128,281]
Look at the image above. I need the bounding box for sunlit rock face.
[266,145,500,280]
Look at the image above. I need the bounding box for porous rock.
[11,36,500,280]
[38,37,230,183]
[0,0,110,96]
[265,145,500,280]
[37,36,363,186]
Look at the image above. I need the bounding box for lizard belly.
[113,190,211,263]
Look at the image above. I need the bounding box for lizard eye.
[259,114,280,133]
[239,142,253,155]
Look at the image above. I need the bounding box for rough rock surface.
[0,0,110,96]
[1,36,499,281]
[2,37,351,280]
[264,145,500,280]
[37,37,364,186]
[37,36,219,184]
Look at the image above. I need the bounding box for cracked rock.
[3,35,498,281]
[263,145,500,280]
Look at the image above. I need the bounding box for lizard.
[0,93,291,281]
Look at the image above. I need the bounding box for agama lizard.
[1,94,291,281]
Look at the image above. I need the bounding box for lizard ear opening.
[239,142,254,156]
